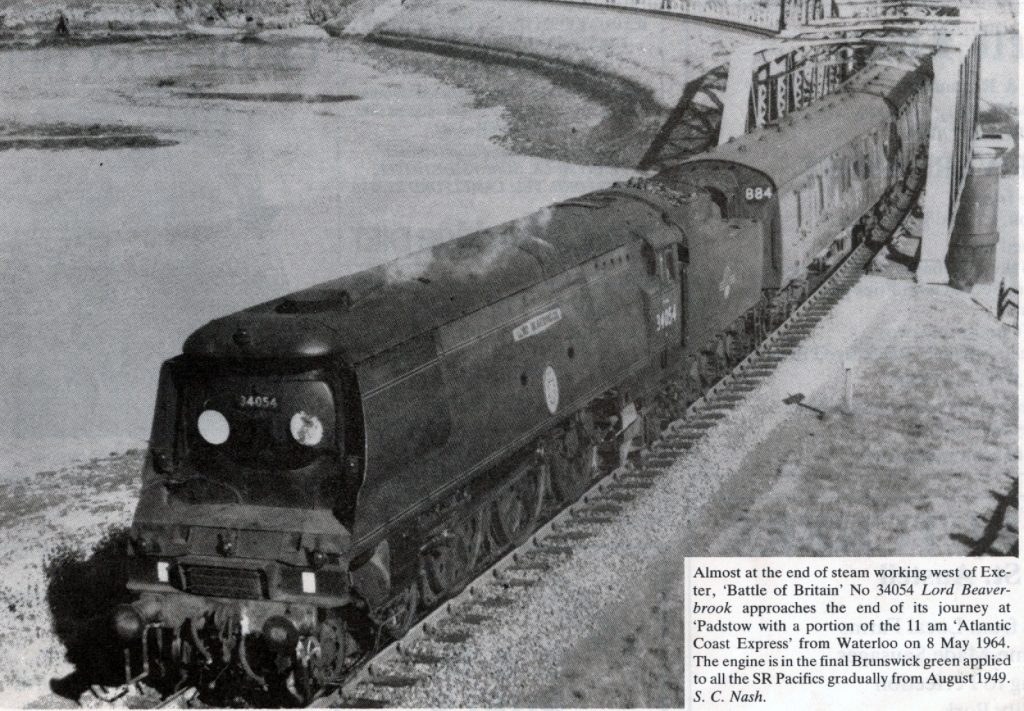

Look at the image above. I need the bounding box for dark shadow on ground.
[949,477,1019,556]
[44,526,136,699]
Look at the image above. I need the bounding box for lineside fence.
[831,0,1017,33]
[520,0,1015,36]
[525,0,839,34]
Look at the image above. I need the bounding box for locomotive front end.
[119,314,366,701]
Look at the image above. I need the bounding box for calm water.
[0,39,635,470]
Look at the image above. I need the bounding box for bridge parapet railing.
[833,0,959,19]
[524,0,836,34]
[747,42,870,129]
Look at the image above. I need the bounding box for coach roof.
[687,91,892,190]
[678,54,930,190]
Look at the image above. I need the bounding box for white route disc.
[543,365,559,414]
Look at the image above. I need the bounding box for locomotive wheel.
[548,424,597,504]
[490,465,545,549]
[421,513,483,605]
[377,583,419,640]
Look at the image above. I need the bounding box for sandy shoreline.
[362,33,666,167]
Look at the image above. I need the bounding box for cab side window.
[660,250,676,282]
[643,243,677,283]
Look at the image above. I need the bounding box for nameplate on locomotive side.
[513,308,562,342]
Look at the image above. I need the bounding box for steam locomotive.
[114,51,932,701]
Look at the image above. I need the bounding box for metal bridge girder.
[638,63,730,170]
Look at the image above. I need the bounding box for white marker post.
[842,356,856,415]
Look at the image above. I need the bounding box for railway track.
[313,198,916,707]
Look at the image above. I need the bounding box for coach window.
[816,175,825,212]
[795,191,803,228]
